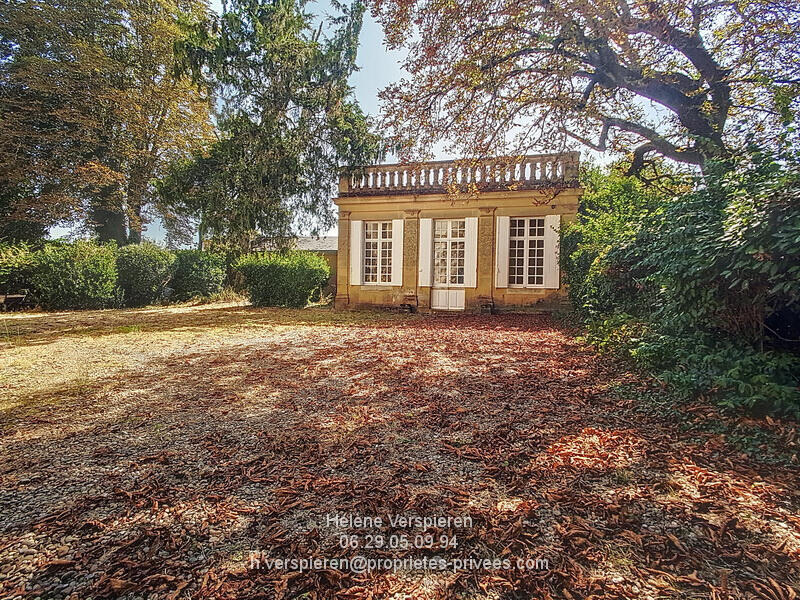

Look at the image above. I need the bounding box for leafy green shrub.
[640,335,799,418]
[0,242,34,293]
[584,313,646,356]
[116,243,175,307]
[30,241,120,310]
[568,152,800,417]
[171,250,226,301]
[587,317,800,418]
[618,153,800,343]
[561,168,665,318]
[236,251,330,308]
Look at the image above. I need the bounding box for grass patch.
[114,324,142,334]
[613,467,634,484]
[0,376,98,422]
[1,319,22,345]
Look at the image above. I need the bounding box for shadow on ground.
[0,307,798,599]
[0,302,410,349]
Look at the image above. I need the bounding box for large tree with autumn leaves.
[0,0,214,244]
[371,0,800,172]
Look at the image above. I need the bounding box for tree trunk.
[128,205,142,244]
[91,204,127,245]
[197,214,206,250]
[126,172,146,244]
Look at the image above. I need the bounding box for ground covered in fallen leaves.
[1,303,798,599]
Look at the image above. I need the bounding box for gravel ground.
[0,303,798,599]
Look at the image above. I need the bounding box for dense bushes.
[116,243,175,307]
[631,329,800,415]
[563,152,800,417]
[619,156,800,344]
[236,251,330,307]
[171,250,225,301]
[29,241,120,310]
[560,170,666,318]
[0,242,34,293]
[1,240,329,310]
[0,241,231,309]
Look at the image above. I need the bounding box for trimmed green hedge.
[29,241,120,310]
[236,251,330,308]
[171,250,225,301]
[117,242,175,307]
[1,241,231,309]
[0,242,34,293]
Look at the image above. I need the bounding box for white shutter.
[391,218,404,286]
[418,218,433,286]
[495,216,510,288]
[349,220,363,286]
[544,214,561,289]
[464,217,478,287]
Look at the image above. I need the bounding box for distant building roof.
[294,236,338,252]
[253,236,338,252]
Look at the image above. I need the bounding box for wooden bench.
[0,292,27,311]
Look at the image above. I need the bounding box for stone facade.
[334,154,582,312]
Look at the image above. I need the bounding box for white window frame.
[363,221,393,284]
[433,219,466,288]
[508,217,546,288]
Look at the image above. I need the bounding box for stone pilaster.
[476,207,496,301]
[402,209,419,305]
[335,210,350,308]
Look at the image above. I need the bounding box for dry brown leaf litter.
[0,304,798,599]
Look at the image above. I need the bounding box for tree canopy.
[0,0,215,243]
[160,0,382,250]
[371,0,800,172]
